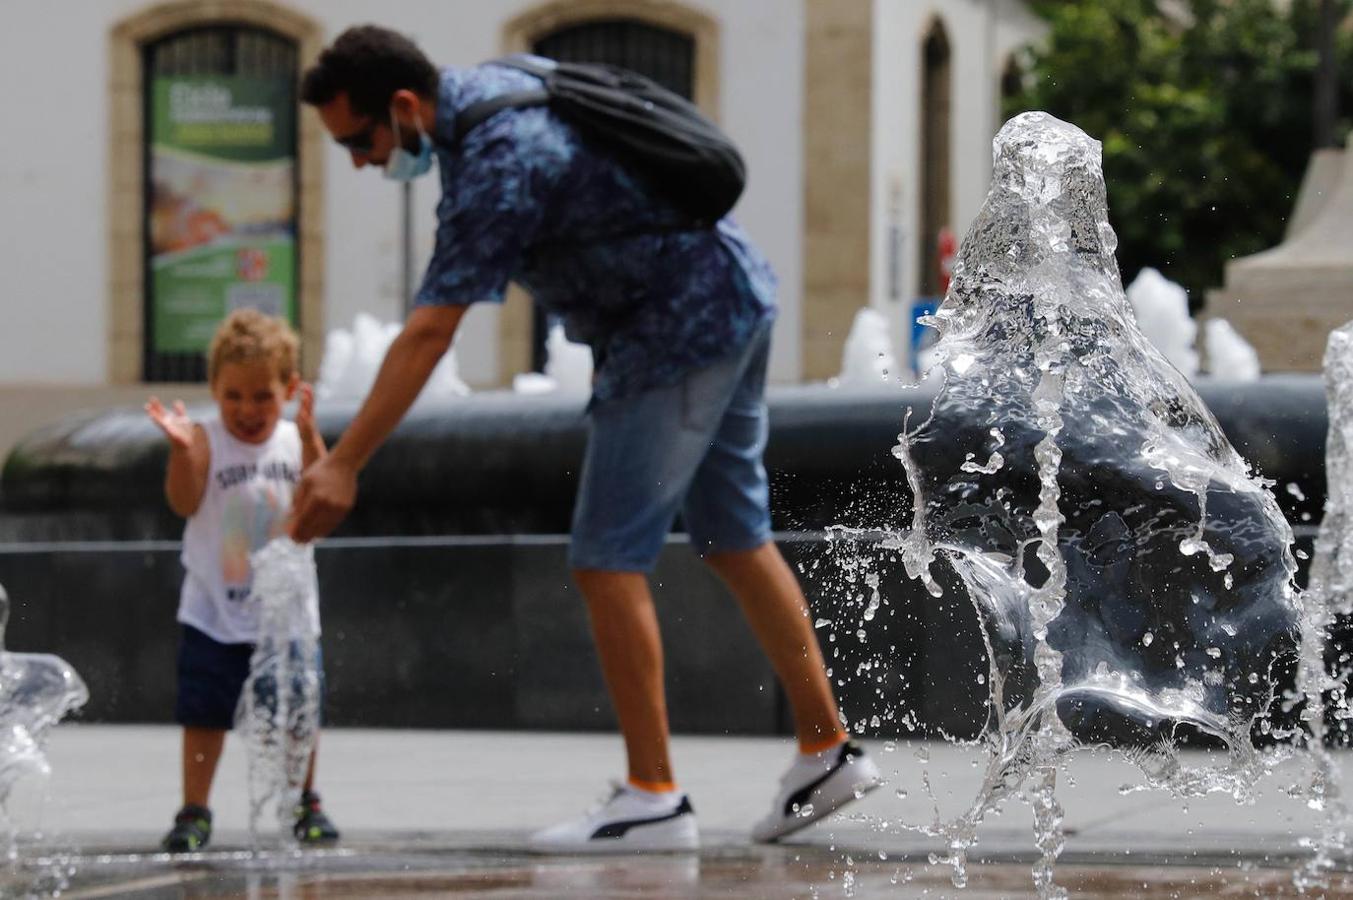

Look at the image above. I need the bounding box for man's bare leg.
[573,569,675,788]
[705,541,845,750]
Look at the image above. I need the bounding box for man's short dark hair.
[301,25,439,119]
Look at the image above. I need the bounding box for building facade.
[0,0,1042,450]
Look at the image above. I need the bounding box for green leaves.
[1007,0,1352,307]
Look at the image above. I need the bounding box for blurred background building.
[4,0,1349,461]
[0,0,1044,455]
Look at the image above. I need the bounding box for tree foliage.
[1007,0,1353,307]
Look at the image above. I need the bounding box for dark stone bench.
[0,377,1326,737]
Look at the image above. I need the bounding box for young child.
[146,309,339,852]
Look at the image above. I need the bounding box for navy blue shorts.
[175,625,325,730]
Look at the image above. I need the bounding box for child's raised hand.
[145,397,195,450]
[296,382,317,438]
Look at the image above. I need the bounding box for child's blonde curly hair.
[207,309,299,385]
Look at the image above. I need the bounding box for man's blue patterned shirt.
[414,61,777,402]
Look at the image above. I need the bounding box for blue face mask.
[384,108,434,182]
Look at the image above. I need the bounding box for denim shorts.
[570,321,774,572]
[175,625,325,730]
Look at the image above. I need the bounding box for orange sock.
[799,732,849,755]
[628,776,678,794]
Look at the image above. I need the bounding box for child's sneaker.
[529,782,699,853]
[161,804,212,853]
[293,789,340,844]
[751,740,882,843]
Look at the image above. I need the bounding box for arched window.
[918,20,952,299]
[142,26,300,382]
[535,19,695,99]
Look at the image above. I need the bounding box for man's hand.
[289,454,358,543]
[145,397,194,450]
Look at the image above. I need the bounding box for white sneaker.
[751,740,882,843]
[529,783,699,854]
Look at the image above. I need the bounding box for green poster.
[149,75,297,355]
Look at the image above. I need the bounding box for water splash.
[1294,322,1353,890]
[1204,319,1262,381]
[512,324,595,395]
[0,583,88,893]
[237,539,322,848]
[545,323,594,394]
[835,308,901,389]
[318,313,470,406]
[882,112,1299,894]
[1125,268,1199,378]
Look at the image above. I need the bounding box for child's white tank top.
[178,418,320,645]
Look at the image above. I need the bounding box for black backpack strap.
[491,55,556,79]
[451,56,558,146]
[452,89,549,146]
[453,55,719,240]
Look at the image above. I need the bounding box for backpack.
[451,55,746,227]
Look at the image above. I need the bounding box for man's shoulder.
[436,59,547,114]
[433,59,564,153]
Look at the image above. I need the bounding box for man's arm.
[289,304,466,541]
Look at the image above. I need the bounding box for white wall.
[0,0,803,388]
[711,0,805,384]
[869,0,1044,369]
[870,0,928,371]
[0,9,110,383]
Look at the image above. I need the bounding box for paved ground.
[7,725,1353,897]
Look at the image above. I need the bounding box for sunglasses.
[333,119,381,154]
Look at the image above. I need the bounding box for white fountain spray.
[1294,321,1353,890]
[0,583,87,893]
[237,539,322,848]
[878,112,1300,896]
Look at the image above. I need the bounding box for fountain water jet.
[236,539,321,848]
[0,583,88,893]
[1294,321,1353,889]
[879,112,1300,895]
[1126,268,1198,378]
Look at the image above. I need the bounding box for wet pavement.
[10,841,1353,898]
[6,725,1353,897]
